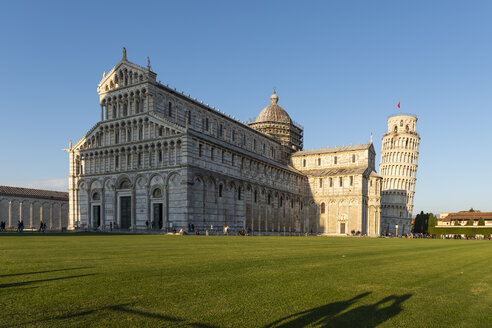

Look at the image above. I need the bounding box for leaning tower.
[379,114,420,235]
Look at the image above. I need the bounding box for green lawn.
[0,234,491,327]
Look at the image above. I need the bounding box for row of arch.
[81,117,179,150]
[380,164,417,178]
[75,139,182,176]
[195,140,303,192]
[382,136,419,151]
[101,88,148,120]
[157,91,281,163]
[382,178,416,192]
[381,151,418,164]
[0,198,68,229]
[103,68,145,91]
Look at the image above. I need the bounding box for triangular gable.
[97,59,156,94]
[72,113,185,152]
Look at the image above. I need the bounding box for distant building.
[67,50,382,235]
[0,186,69,230]
[437,212,492,226]
[379,114,420,235]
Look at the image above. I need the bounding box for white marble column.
[8,201,12,228]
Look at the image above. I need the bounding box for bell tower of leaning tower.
[379,114,420,236]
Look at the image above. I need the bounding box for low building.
[437,212,492,226]
[0,186,69,230]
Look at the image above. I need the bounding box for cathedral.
[67,50,418,236]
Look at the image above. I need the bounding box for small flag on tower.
[398,101,401,109]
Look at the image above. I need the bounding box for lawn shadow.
[0,273,97,289]
[0,267,92,278]
[12,303,219,328]
[264,292,412,328]
[110,304,220,328]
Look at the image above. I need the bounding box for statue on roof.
[123,47,127,60]
[147,56,151,70]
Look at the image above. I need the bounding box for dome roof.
[254,92,292,124]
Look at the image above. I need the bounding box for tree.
[478,217,485,226]
[454,220,461,226]
[427,213,438,234]
[466,218,474,226]
[413,211,430,233]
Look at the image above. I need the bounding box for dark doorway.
[93,206,101,228]
[340,222,346,234]
[120,197,131,229]
[153,203,163,230]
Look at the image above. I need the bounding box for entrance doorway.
[93,205,101,228]
[153,203,163,230]
[340,222,346,234]
[120,196,131,229]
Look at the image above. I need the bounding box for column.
[100,104,104,121]
[131,189,136,230]
[101,188,105,227]
[162,188,168,231]
[59,203,62,229]
[8,201,12,228]
[30,203,33,229]
[19,201,23,224]
[50,203,53,230]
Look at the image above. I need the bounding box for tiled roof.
[440,212,492,221]
[300,167,368,177]
[0,186,68,201]
[292,143,372,156]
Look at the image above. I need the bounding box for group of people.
[0,221,6,231]
[17,220,24,232]
[38,221,47,232]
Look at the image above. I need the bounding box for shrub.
[466,219,474,226]
[454,220,461,226]
[478,218,485,226]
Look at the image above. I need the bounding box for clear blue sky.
[1,0,491,215]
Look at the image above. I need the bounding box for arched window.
[205,118,209,131]
[280,197,283,207]
[320,203,325,214]
[119,180,131,189]
[405,125,409,132]
[267,194,271,205]
[339,177,343,187]
[168,102,172,117]
[254,190,257,203]
[92,192,100,200]
[219,184,223,197]
[152,188,162,198]
[319,178,323,188]
[400,120,403,126]
[318,158,321,166]
[394,126,398,133]
[352,154,356,163]
[238,187,241,200]
[334,156,337,164]
[303,159,306,167]
[199,144,203,157]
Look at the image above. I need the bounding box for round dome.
[254,91,292,124]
